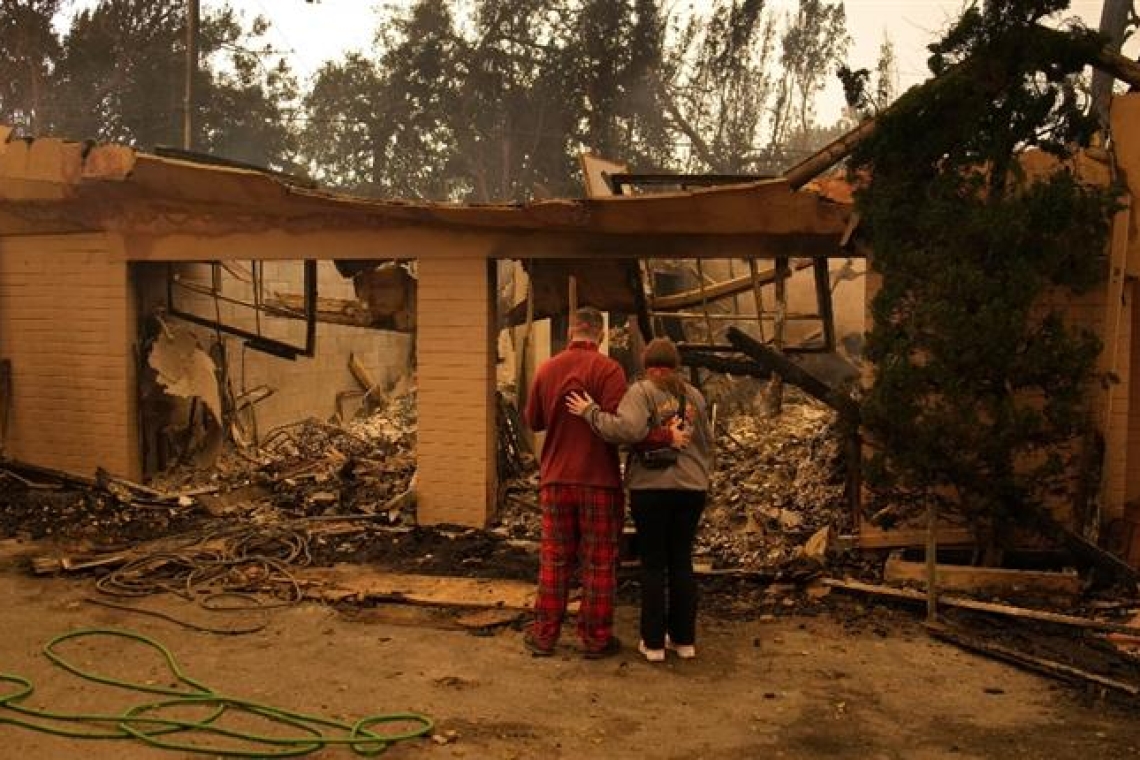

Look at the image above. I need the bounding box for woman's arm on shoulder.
[566,382,653,445]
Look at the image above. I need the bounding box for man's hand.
[565,390,595,417]
[668,416,691,449]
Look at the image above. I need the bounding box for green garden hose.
[0,628,433,757]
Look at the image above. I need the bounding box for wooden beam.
[724,326,857,416]
[884,553,1081,598]
[855,525,975,549]
[300,565,551,610]
[118,228,847,263]
[267,293,376,327]
[650,260,813,310]
[812,258,836,351]
[825,578,1140,637]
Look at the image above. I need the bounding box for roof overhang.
[0,129,853,262]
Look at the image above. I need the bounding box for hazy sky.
[240,0,1130,120]
[64,0,1136,123]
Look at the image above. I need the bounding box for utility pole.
[184,0,199,150]
[1091,0,1133,127]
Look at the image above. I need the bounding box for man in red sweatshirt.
[523,306,627,658]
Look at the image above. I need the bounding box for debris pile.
[155,388,419,524]
[0,388,420,550]
[698,394,848,569]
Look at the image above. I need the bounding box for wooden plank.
[883,553,1081,598]
[299,565,558,611]
[825,578,1140,636]
[579,152,627,198]
[855,525,975,549]
[650,260,813,311]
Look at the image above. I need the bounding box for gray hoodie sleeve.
[584,382,653,445]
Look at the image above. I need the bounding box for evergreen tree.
[16,0,298,166]
[849,0,1121,557]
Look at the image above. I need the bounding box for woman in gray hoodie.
[566,337,713,662]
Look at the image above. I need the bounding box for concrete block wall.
[0,233,139,478]
[139,260,412,442]
[416,258,495,527]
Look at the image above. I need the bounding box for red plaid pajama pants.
[530,484,624,651]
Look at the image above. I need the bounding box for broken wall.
[0,232,140,478]
[134,261,412,467]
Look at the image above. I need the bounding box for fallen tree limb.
[825,578,1140,637]
[926,621,1140,697]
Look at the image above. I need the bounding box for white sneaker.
[638,640,666,663]
[665,636,696,659]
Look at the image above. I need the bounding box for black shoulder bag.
[635,385,686,470]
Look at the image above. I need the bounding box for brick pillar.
[416,258,496,526]
[0,233,139,478]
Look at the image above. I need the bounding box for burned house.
[0,125,850,529]
[1,93,1139,561]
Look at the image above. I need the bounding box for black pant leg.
[665,490,705,646]
[630,490,669,649]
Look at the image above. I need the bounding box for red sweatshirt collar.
[568,340,598,350]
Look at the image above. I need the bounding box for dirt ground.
[2,566,1140,760]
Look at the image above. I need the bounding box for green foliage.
[850,0,1121,546]
[660,0,778,172]
[769,0,849,151]
[196,7,298,166]
[2,0,855,197]
[302,0,853,199]
[2,0,295,167]
[0,0,62,133]
[839,34,898,118]
[54,0,187,147]
[301,0,678,200]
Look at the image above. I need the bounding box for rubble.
[698,389,848,571]
[151,387,419,525]
[0,466,205,546]
[0,386,419,553]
